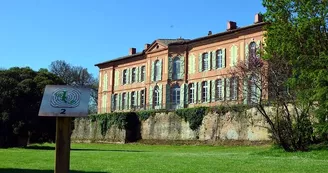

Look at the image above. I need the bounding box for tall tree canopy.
[263,0,328,140]
[49,60,98,113]
[0,67,64,148]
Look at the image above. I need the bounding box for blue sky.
[0,0,265,76]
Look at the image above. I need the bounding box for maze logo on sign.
[50,88,81,108]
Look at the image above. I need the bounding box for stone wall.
[71,108,270,143]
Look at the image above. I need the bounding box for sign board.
[39,85,91,117]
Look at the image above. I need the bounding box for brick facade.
[96,14,266,113]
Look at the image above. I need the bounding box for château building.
[95,14,265,113]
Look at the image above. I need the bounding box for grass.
[0,143,328,173]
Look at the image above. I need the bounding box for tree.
[0,67,64,147]
[49,60,98,114]
[263,0,328,142]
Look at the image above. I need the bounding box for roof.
[95,22,266,67]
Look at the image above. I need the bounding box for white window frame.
[113,94,117,111]
[123,69,127,85]
[216,79,223,100]
[131,68,136,83]
[154,60,160,81]
[140,90,145,107]
[171,85,181,108]
[153,86,160,107]
[231,77,238,100]
[202,53,209,71]
[189,83,195,104]
[141,66,145,82]
[250,42,257,59]
[202,81,208,102]
[216,49,223,68]
[122,93,127,109]
[173,57,181,80]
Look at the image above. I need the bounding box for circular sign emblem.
[50,88,81,108]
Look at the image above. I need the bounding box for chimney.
[144,44,150,50]
[208,31,212,36]
[129,48,136,55]
[227,21,237,31]
[254,13,263,23]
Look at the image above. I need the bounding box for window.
[216,49,223,68]
[173,57,181,80]
[231,77,238,100]
[131,91,136,108]
[141,66,145,82]
[140,90,145,108]
[171,84,181,107]
[202,81,208,102]
[202,53,209,71]
[216,79,223,100]
[249,42,257,59]
[189,83,195,103]
[122,93,127,109]
[123,69,127,84]
[250,75,258,103]
[154,60,161,81]
[153,86,160,107]
[131,68,136,83]
[113,94,117,111]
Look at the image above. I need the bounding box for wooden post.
[54,117,72,173]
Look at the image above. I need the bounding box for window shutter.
[212,51,216,69]
[207,80,211,102]
[159,59,162,81]
[149,86,153,108]
[180,83,185,108]
[211,80,216,102]
[159,84,163,109]
[226,78,230,101]
[188,55,191,74]
[208,51,212,71]
[198,82,202,102]
[222,48,226,68]
[125,93,128,110]
[111,94,114,112]
[166,84,171,109]
[256,40,261,59]
[180,56,185,79]
[151,61,155,82]
[118,93,122,110]
[185,84,189,105]
[230,46,233,67]
[192,55,196,74]
[222,78,225,101]
[245,43,249,68]
[129,69,133,84]
[103,73,107,91]
[136,67,139,82]
[198,53,202,72]
[114,71,117,86]
[243,78,248,105]
[168,57,173,80]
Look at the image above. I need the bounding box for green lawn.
[0,143,328,173]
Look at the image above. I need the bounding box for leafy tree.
[263,0,328,142]
[49,60,98,114]
[0,67,64,147]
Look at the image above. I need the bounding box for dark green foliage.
[136,110,157,121]
[88,112,135,137]
[175,107,207,130]
[0,67,64,148]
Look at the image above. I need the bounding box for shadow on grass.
[25,145,148,153]
[0,168,109,173]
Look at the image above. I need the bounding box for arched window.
[216,49,223,68]
[131,68,136,83]
[171,84,181,107]
[216,79,223,100]
[153,86,160,107]
[202,53,209,71]
[249,42,257,59]
[173,57,181,80]
[154,60,161,81]
[202,81,208,102]
[189,83,195,104]
[123,69,127,84]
